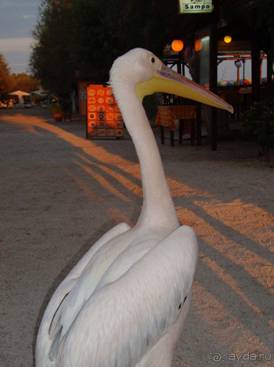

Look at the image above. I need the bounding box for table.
[156,105,199,146]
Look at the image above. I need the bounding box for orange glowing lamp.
[171,39,184,52]
[194,39,202,52]
[224,35,232,44]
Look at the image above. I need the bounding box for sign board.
[179,0,213,14]
[86,84,124,139]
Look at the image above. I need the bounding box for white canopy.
[9,90,30,96]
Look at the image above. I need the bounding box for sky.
[0,0,40,73]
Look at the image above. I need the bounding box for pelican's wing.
[55,225,198,367]
[36,222,130,367]
[65,222,131,280]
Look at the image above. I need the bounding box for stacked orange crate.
[86,84,123,138]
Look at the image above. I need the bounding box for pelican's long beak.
[136,64,233,114]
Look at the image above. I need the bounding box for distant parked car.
[0,101,7,109]
[41,101,49,108]
[7,99,14,108]
[24,102,33,108]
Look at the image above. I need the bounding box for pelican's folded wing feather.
[56,226,198,367]
[36,222,130,367]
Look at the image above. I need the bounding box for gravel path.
[0,108,273,367]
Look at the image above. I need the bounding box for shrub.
[243,96,274,154]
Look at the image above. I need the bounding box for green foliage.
[68,0,179,81]
[31,0,74,99]
[69,0,110,82]
[0,54,38,96]
[0,54,13,94]
[243,93,274,151]
[11,73,40,93]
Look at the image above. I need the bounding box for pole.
[251,6,261,102]
[267,51,273,85]
[177,53,182,74]
[209,0,219,151]
[242,58,246,82]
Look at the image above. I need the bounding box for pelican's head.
[110,48,233,113]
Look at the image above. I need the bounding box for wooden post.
[179,120,183,144]
[196,106,202,145]
[251,40,261,102]
[209,0,219,151]
[251,8,261,102]
[170,130,175,146]
[160,126,165,145]
[267,50,273,85]
[177,57,182,75]
[193,43,202,146]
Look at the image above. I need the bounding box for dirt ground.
[0,108,273,367]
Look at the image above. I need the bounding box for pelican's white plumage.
[36,48,232,367]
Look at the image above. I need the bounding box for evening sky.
[0,0,40,73]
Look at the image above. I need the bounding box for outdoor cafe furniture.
[219,87,252,119]
[155,105,198,146]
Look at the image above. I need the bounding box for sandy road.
[0,108,273,367]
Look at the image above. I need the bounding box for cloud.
[0,37,34,53]
[23,14,37,20]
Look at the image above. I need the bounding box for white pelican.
[36,48,233,367]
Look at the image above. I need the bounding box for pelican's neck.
[112,81,179,230]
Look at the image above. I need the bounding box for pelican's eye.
[183,296,187,303]
[151,57,155,64]
[178,303,182,310]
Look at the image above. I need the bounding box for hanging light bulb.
[171,39,184,52]
[224,35,232,44]
[194,39,202,52]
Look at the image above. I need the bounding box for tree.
[31,0,75,108]
[31,0,181,93]
[0,54,13,95]
[11,73,40,92]
[59,0,180,82]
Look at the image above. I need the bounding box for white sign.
[179,0,213,14]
